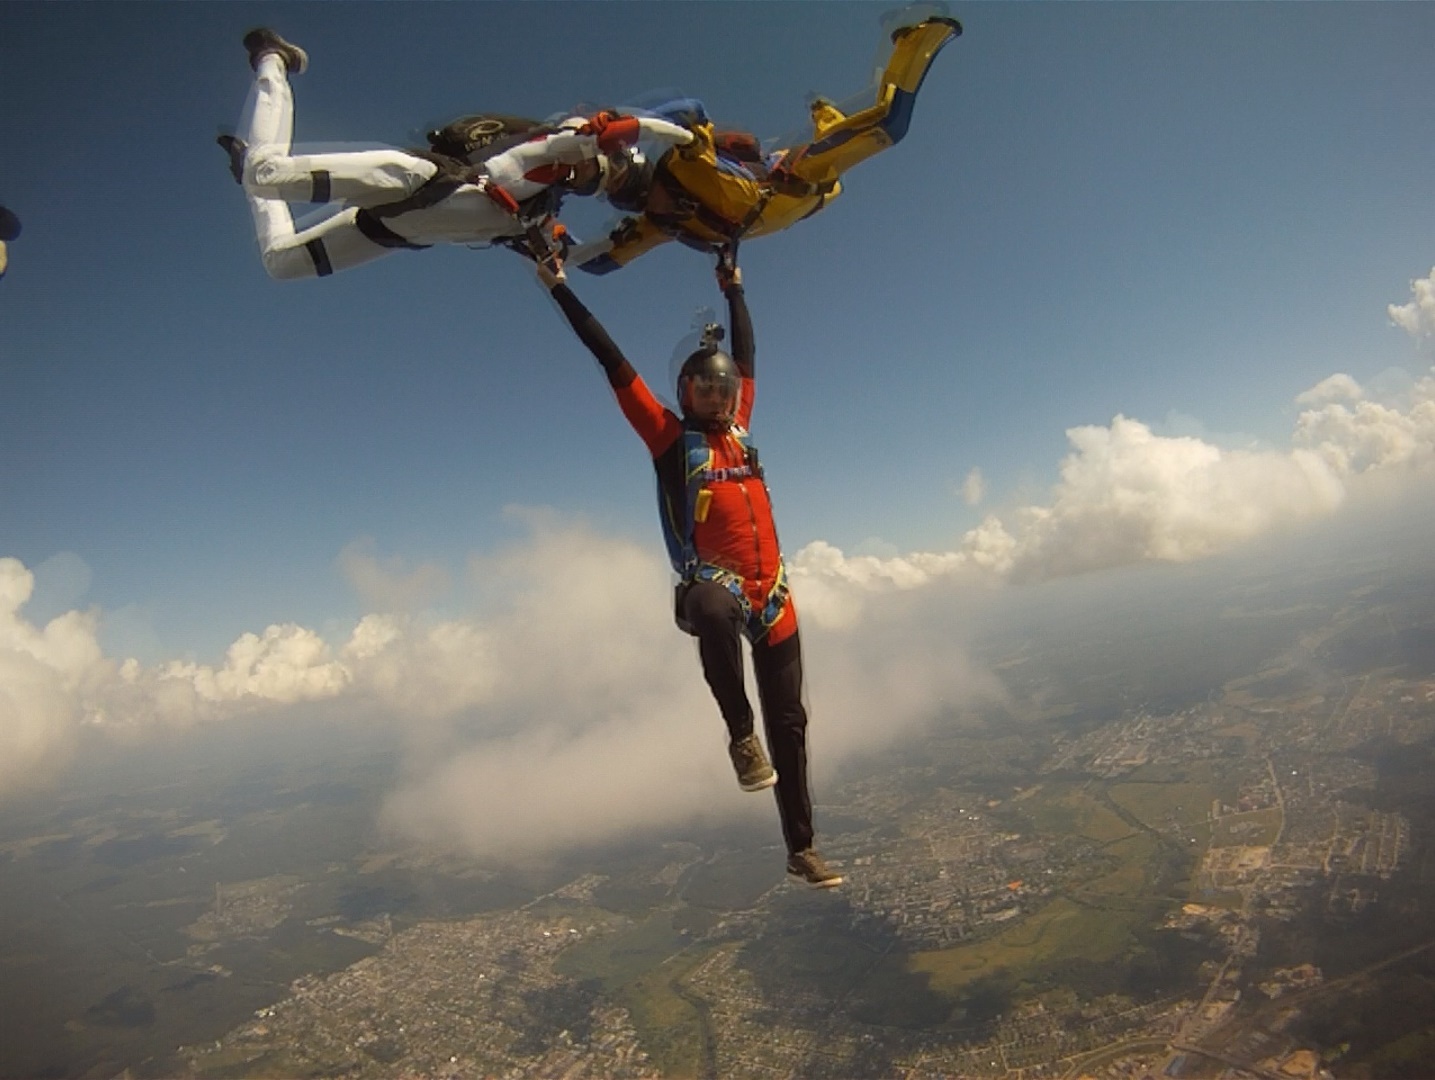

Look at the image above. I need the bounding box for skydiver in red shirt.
[534,249,841,888]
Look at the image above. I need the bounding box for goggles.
[690,372,737,393]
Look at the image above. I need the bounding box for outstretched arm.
[535,262,676,453]
[717,247,753,379]
[487,114,693,203]
[537,261,637,390]
[715,247,756,429]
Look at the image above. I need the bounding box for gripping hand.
[715,244,741,290]
[582,110,642,153]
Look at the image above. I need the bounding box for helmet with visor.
[676,323,739,429]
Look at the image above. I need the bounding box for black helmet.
[602,147,655,213]
[677,324,739,428]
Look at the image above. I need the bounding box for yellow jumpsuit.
[574,16,960,273]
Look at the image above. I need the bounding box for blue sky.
[3,3,1435,832]
[4,1,1433,656]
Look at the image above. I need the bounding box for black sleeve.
[724,282,754,378]
[550,282,638,389]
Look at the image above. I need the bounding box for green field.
[1108,781,1214,831]
[1210,807,1282,848]
[907,764,1231,1006]
[616,949,717,1077]
[912,894,1135,996]
[1016,782,1138,843]
[556,908,713,1075]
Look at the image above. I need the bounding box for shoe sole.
[739,773,778,792]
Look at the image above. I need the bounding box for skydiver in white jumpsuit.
[224,29,693,281]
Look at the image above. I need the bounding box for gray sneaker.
[787,848,842,888]
[243,28,308,74]
[728,733,777,792]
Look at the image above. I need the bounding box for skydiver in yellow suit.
[564,7,961,274]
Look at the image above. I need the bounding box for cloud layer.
[3,369,1432,862]
[790,367,1435,621]
[0,521,1001,857]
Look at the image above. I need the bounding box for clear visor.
[684,371,739,417]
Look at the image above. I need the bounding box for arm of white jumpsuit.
[483,116,693,203]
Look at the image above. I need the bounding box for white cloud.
[381,691,738,862]
[1295,373,1363,407]
[792,416,1348,603]
[340,613,499,721]
[985,415,1348,581]
[790,540,974,630]
[0,516,1003,860]
[375,513,792,857]
[800,582,1009,770]
[376,510,1009,859]
[1389,267,1435,339]
[961,467,986,506]
[159,624,351,705]
[1293,370,1435,476]
[790,369,1435,615]
[0,558,111,793]
[338,538,450,612]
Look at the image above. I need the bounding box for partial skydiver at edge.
[0,205,20,282]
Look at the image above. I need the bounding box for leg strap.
[354,209,431,250]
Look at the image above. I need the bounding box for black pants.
[680,580,814,854]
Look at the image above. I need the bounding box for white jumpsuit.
[236,54,691,280]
